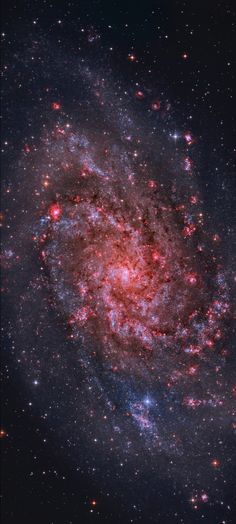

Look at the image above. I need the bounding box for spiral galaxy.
[2,53,235,521]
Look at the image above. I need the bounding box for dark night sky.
[1,1,236,523]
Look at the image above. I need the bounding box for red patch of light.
[148,180,157,189]
[49,203,62,221]
[184,132,194,145]
[51,102,61,111]
[151,100,161,111]
[135,90,145,100]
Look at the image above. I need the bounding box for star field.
[1,1,236,523]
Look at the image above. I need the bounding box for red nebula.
[151,100,161,111]
[135,90,145,100]
[49,203,62,221]
[51,102,61,110]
